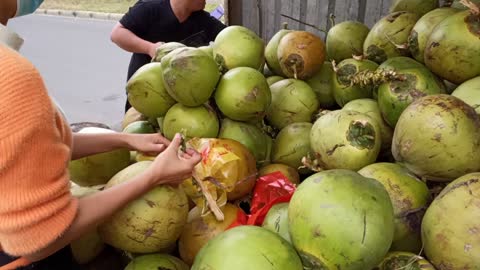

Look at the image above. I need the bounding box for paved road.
[9,14,131,130]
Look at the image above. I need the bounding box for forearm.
[111,24,155,55]
[25,171,155,262]
[71,132,132,160]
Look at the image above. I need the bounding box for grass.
[40,0,220,14]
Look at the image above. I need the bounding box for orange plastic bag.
[181,138,257,220]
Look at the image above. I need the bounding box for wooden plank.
[326,0,336,30]
[357,0,367,23]
[280,0,298,30]
[299,0,308,31]
[364,0,385,27]
[316,0,331,40]
[263,0,276,41]
[226,0,243,26]
[243,0,259,34]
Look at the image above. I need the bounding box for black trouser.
[0,247,81,270]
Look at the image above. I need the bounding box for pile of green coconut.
[67,0,480,269]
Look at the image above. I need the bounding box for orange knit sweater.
[0,45,78,269]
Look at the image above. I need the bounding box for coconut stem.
[347,68,407,88]
[383,33,409,51]
[192,177,225,221]
[329,13,336,27]
[293,64,298,80]
[299,153,325,172]
[282,22,289,30]
[460,0,480,15]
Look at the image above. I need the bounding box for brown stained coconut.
[277,31,326,80]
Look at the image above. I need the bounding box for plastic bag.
[227,171,297,229]
[181,138,257,219]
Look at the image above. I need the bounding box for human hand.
[147,133,202,186]
[148,41,165,59]
[127,133,170,156]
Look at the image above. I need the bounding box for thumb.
[166,133,183,152]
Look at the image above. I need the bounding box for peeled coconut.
[178,204,241,266]
[358,162,430,253]
[162,103,219,140]
[343,99,394,154]
[364,12,420,63]
[213,25,265,71]
[422,172,480,269]
[259,163,300,185]
[162,47,221,107]
[214,67,271,122]
[374,252,436,270]
[98,161,189,253]
[125,254,189,270]
[408,7,459,63]
[68,127,131,187]
[218,118,271,165]
[309,110,382,171]
[277,31,326,80]
[126,62,176,118]
[151,42,186,62]
[326,21,370,62]
[392,94,480,181]
[271,122,312,172]
[390,0,439,17]
[306,62,337,109]
[288,169,394,269]
[332,58,379,107]
[265,27,293,76]
[191,226,303,270]
[452,75,480,114]
[262,203,291,243]
[266,79,319,130]
[424,8,480,84]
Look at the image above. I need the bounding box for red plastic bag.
[228,171,297,229]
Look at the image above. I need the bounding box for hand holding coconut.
[147,133,202,186]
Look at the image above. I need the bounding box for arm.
[27,135,201,262]
[110,23,161,58]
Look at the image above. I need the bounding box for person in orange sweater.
[0,1,202,269]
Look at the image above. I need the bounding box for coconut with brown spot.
[277,31,326,80]
[422,172,480,269]
[259,163,300,185]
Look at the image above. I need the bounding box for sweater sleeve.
[0,45,78,257]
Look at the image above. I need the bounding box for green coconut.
[358,163,430,253]
[326,21,370,62]
[191,226,303,270]
[68,127,131,187]
[266,75,285,86]
[364,12,420,64]
[123,120,156,134]
[198,45,214,59]
[126,62,176,118]
[262,203,291,243]
[332,58,379,107]
[392,94,480,181]
[288,169,394,269]
[343,99,394,154]
[161,47,221,107]
[266,79,319,130]
[408,7,459,63]
[390,0,439,17]
[305,62,337,109]
[309,110,382,171]
[377,56,447,128]
[451,0,480,9]
[271,122,312,171]
[70,184,105,265]
[162,103,219,141]
[214,67,271,122]
[125,254,189,270]
[213,25,265,72]
[451,75,480,114]
[258,164,301,185]
[151,42,186,63]
[374,252,436,270]
[422,172,480,269]
[424,8,480,84]
[218,118,271,165]
[98,161,189,253]
[265,27,293,76]
[122,107,147,130]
